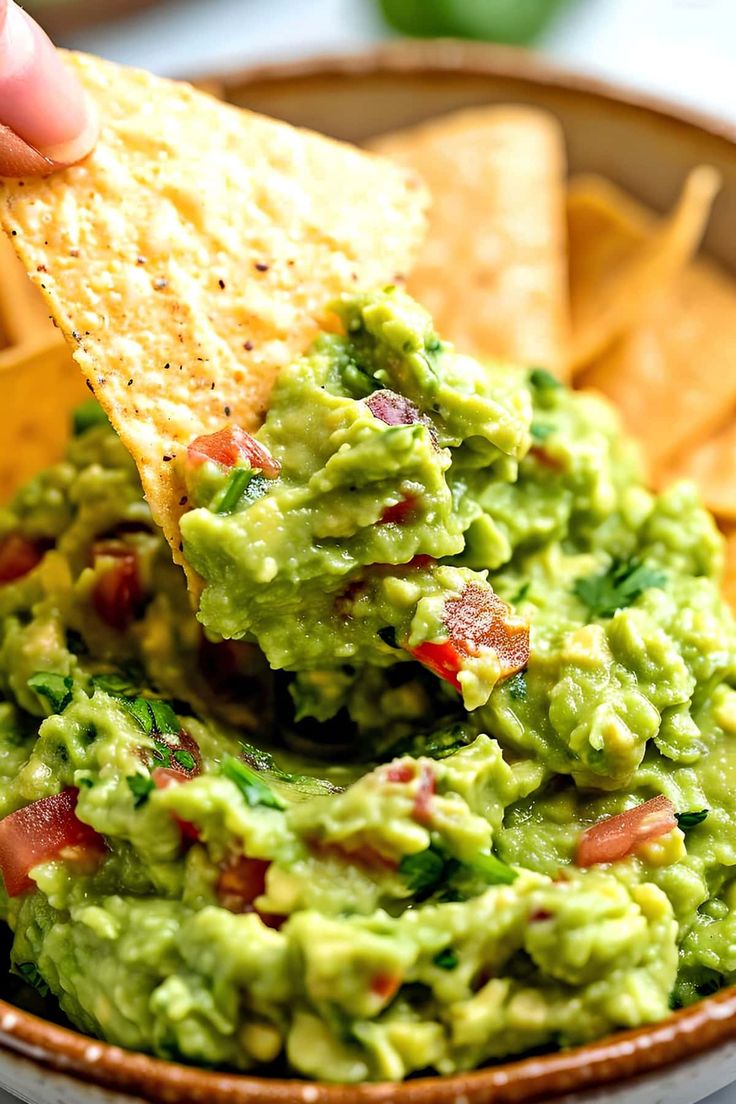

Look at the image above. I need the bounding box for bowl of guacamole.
[2,43,736,1104]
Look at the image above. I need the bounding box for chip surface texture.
[0,52,428,571]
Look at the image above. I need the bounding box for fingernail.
[35,97,99,166]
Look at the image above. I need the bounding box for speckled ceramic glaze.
[2,40,736,1104]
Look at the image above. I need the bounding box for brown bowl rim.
[3,38,736,1104]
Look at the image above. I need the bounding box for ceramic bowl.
[2,40,736,1104]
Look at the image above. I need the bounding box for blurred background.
[24,0,736,123]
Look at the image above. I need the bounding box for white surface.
[3,1,731,1103]
[63,0,736,123]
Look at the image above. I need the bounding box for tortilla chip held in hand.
[0,52,428,575]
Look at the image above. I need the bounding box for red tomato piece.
[410,584,530,690]
[412,765,436,825]
[386,763,415,784]
[151,736,202,842]
[379,494,418,526]
[217,855,284,928]
[370,972,401,1002]
[0,534,45,584]
[529,446,564,471]
[91,542,143,632]
[187,426,280,478]
[0,789,105,896]
[575,796,677,867]
[410,640,464,691]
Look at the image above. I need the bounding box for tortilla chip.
[0,341,87,498]
[0,52,428,572]
[0,233,59,350]
[567,166,720,374]
[371,106,569,378]
[572,176,736,478]
[660,418,736,520]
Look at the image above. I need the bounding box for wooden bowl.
[2,40,736,1104]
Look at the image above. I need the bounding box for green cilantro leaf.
[469,852,517,885]
[220,754,285,810]
[15,961,50,998]
[511,581,530,604]
[92,672,141,696]
[28,672,73,714]
[508,672,527,702]
[573,558,667,619]
[433,948,459,970]
[127,774,155,808]
[174,749,197,772]
[676,809,709,831]
[399,847,449,896]
[529,367,562,392]
[530,422,554,442]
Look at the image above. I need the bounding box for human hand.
[0,0,98,176]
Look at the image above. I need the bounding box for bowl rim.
[3,37,736,1104]
[196,37,736,148]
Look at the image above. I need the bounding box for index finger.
[0,0,98,176]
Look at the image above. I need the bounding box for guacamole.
[1,290,735,1083]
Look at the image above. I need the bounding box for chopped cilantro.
[127,774,155,808]
[92,671,140,696]
[433,948,459,970]
[214,469,269,515]
[387,723,474,762]
[399,846,450,897]
[470,852,517,885]
[529,367,562,392]
[28,672,73,714]
[174,749,197,772]
[573,558,666,619]
[511,581,530,604]
[508,672,527,702]
[676,809,709,830]
[530,422,554,442]
[15,961,50,998]
[72,399,110,436]
[220,754,285,810]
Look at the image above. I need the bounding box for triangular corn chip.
[567,166,720,375]
[372,106,570,378]
[0,53,428,572]
[571,175,736,480]
[660,418,736,521]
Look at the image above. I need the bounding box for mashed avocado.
[1,290,735,1082]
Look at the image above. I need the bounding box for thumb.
[0,0,98,176]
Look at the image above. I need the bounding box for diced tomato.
[385,763,435,823]
[412,765,436,825]
[0,534,46,584]
[217,854,284,928]
[365,390,438,445]
[529,446,563,471]
[0,789,105,896]
[386,763,415,784]
[150,728,202,778]
[411,640,464,691]
[379,494,418,526]
[187,426,280,478]
[151,734,202,842]
[410,584,530,691]
[370,972,401,1002]
[575,796,677,867]
[91,541,143,631]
